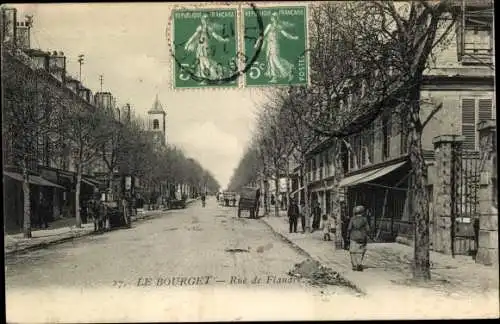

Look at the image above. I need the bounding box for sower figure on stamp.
[348,205,371,271]
[288,196,299,233]
[254,12,299,83]
[184,13,229,82]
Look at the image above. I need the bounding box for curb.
[6,199,199,256]
[5,230,95,256]
[260,217,366,295]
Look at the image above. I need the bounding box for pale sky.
[12,2,270,189]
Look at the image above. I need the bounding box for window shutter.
[478,99,492,121]
[461,98,476,150]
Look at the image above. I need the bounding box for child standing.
[322,214,337,250]
[322,214,331,241]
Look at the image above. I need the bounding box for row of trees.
[228,1,461,280]
[2,45,219,238]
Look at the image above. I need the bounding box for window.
[382,113,392,159]
[457,4,493,64]
[400,112,408,155]
[360,125,374,166]
[325,150,331,177]
[319,154,324,179]
[461,98,493,150]
[349,135,361,171]
[361,80,367,98]
[153,119,160,130]
[312,158,317,181]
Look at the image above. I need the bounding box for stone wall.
[475,120,498,267]
[432,135,465,254]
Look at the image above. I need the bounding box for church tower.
[148,94,167,147]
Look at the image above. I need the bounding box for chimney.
[78,87,91,102]
[27,49,49,70]
[66,77,80,93]
[15,15,32,49]
[1,7,17,46]
[94,92,113,110]
[48,51,66,83]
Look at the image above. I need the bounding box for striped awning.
[339,161,407,188]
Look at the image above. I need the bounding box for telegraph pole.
[99,75,104,92]
[77,54,84,82]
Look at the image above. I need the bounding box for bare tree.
[295,1,458,279]
[2,50,65,237]
[65,100,113,228]
[278,88,322,231]
[255,97,292,217]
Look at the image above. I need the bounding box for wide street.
[6,197,498,321]
[6,197,356,322]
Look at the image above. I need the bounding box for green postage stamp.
[171,8,238,89]
[243,6,308,87]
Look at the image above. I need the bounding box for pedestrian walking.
[287,196,299,233]
[322,215,331,241]
[341,208,350,250]
[312,200,321,231]
[347,205,371,271]
[299,201,307,233]
[97,200,107,232]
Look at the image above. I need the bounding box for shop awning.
[81,177,100,187]
[3,171,65,189]
[339,161,407,188]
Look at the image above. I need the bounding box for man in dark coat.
[287,196,299,233]
[348,205,371,271]
[312,200,321,231]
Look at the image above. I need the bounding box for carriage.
[222,191,237,207]
[237,187,260,219]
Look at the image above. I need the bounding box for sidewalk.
[262,213,499,296]
[4,198,197,256]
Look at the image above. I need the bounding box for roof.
[148,94,166,114]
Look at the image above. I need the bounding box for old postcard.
[3,1,498,322]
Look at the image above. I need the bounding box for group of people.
[83,199,109,232]
[287,198,324,234]
[287,196,371,272]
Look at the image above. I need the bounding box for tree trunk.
[22,159,32,238]
[301,160,311,232]
[285,158,291,211]
[75,164,82,228]
[332,145,344,247]
[108,169,114,201]
[274,172,279,217]
[407,88,431,280]
[263,179,269,216]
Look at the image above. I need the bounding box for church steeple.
[148,94,165,114]
[147,94,167,147]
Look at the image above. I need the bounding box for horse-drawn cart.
[105,199,132,229]
[237,187,260,219]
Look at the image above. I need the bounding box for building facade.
[2,7,123,231]
[295,0,495,257]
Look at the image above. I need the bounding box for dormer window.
[153,119,160,130]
